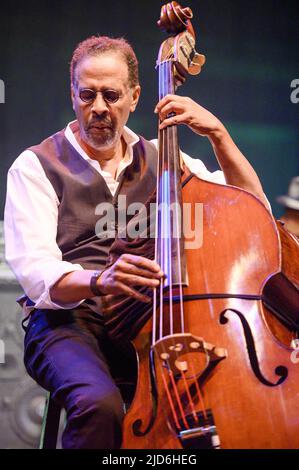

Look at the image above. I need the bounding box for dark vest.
[28,128,158,316]
[29,128,158,271]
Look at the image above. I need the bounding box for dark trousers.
[23,308,136,449]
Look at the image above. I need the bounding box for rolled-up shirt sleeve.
[4,150,85,310]
[179,149,227,184]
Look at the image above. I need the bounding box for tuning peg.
[188,53,206,75]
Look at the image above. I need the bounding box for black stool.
[39,391,62,449]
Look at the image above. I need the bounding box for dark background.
[0,0,298,217]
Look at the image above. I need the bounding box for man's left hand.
[154,94,225,138]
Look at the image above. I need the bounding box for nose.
[91,93,109,115]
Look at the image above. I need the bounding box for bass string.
[152,59,208,427]
[165,59,174,338]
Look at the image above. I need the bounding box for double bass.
[103,2,299,448]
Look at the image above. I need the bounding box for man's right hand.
[97,254,164,303]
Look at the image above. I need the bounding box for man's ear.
[71,85,76,111]
[130,85,141,112]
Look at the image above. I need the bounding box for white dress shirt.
[4,122,226,310]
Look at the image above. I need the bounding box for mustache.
[87,117,113,129]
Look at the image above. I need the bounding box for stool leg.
[39,391,61,449]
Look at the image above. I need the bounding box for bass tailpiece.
[178,409,220,449]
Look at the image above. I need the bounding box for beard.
[83,117,119,150]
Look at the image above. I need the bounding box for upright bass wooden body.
[120,178,299,449]
[103,2,299,449]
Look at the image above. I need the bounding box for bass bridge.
[152,333,227,449]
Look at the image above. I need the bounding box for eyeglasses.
[78,88,121,104]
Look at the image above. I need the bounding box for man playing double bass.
[4,35,270,449]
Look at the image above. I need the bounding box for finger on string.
[118,282,152,303]
[118,261,164,279]
[122,254,163,275]
[154,94,184,113]
[116,272,160,288]
[159,113,189,129]
[158,102,184,120]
